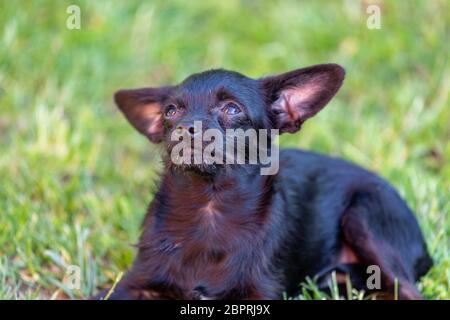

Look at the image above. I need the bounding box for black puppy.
[101,64,432,299]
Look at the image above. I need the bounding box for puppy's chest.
[164,203,256,250]
[166,196,264,240]
[151,231,243,299]
[148,202,266,298]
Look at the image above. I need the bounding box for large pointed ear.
[260,64,345,133]
[114,86,173,143]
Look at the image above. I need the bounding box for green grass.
[0,0,449,299]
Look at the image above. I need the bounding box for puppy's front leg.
[92,284,163,300]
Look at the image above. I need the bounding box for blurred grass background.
[0,0,448,299]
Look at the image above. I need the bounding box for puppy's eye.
[222,103,241,115]
[164,105,177,117]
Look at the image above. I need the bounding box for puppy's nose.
[176,123,201,137]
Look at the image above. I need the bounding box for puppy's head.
[114,64,345,175]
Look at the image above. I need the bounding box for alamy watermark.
[366,4,381,30]
[169,121,279,175]
[64,264,81,290]
[366,264,381,290]
[66,5,81,30]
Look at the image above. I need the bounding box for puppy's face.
[115,64,345,175]
[154,71,269,174]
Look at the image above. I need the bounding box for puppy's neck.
[160,165,273,221]
[169,164,262,187]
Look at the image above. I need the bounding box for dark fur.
[98,64,432,300]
